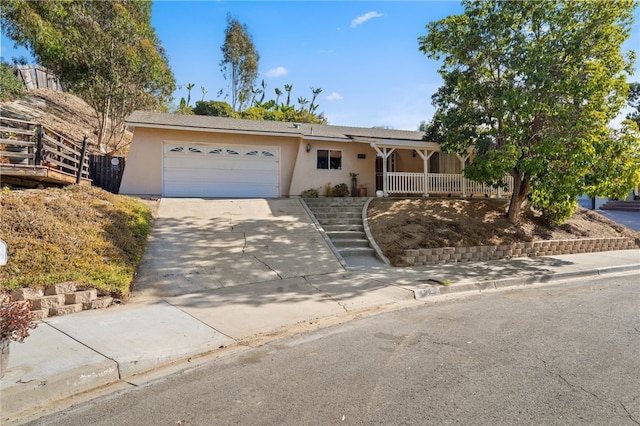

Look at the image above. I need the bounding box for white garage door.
[163,143,280,197]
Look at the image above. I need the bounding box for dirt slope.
[368,198,639,266]
[0,89,129,154]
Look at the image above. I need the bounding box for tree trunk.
[506,170,530,225]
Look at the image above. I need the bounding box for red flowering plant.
[1,293,38,344]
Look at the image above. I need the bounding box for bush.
[332,183,349,197]
[1,293,38,343]
[301,188,319,198]
[0,63,24,102]
[193,100,236,117]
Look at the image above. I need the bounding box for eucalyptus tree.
[219,15,259,112]
[419,0,639,224]
[1,0,175,153]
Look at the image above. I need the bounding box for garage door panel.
[163,143,280,198]
[165,171,279,185]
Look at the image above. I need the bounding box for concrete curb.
[361,197,392,266]
[412,263,640,299]
[4,253,639,423]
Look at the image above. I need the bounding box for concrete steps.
[304,197,377,259]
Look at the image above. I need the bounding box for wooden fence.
[15,65,63,91]
[89,155,125,193]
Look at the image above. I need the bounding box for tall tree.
[419,0,639,224]
[627,82,640,127]
[219,15,259,112]
[1,0,175,153]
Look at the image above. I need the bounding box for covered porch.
[366,139,513,198]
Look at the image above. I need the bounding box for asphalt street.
[597,210,640,231]
[28,273,640,426]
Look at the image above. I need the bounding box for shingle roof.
[126,111,424,142]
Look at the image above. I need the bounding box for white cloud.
[350,11,383,28]
[265,66,288,78]
[326,92,343,101]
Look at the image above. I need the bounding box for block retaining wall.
[401,237,639,266]
[10,281,113,320]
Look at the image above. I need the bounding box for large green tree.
[219,15,259,112]
[419,0,639,224]
[627,82,640,127]
[1,0,175,153]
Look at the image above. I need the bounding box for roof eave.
[125,121,305,139]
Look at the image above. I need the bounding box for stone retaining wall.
[10,282,113,320]
[401,237,639,266]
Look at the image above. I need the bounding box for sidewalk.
[2,249,639,423]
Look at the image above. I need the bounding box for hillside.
[0,185,152,298]
[368,198,640,266]
[0,88,130,154]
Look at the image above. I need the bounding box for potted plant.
[349,172,359,197]
[1,293,39,379]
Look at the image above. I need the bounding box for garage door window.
[317,149,342,170]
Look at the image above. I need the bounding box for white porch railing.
[386,173,514,197]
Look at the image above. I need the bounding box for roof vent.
[293,123,300,129]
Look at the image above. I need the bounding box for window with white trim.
[317,149,342,170]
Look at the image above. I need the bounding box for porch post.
[34,124,43,166]
[457,153,471,198]
[382,147,388,195]
[423,152,429,197]
[415,149,435,198]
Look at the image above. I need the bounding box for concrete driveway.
[132,198,344,301]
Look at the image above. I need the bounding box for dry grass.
[368,198,640,266]
[0,185,152,298]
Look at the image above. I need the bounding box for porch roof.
[349,136,443,151]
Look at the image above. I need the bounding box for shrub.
[1,293,38,344]
[193,100,236,117]
[301,188,319,198]
[332,183,349,197]
[0,63,24,102]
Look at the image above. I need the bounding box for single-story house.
[120,111,513,198]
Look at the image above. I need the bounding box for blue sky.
[2,1,638,130]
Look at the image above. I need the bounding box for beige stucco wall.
[119,126,379,197]
[289,141,377,196]
[392,150,463,174]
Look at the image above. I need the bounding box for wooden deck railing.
[386,172,514,197]
[0,117,89,181]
